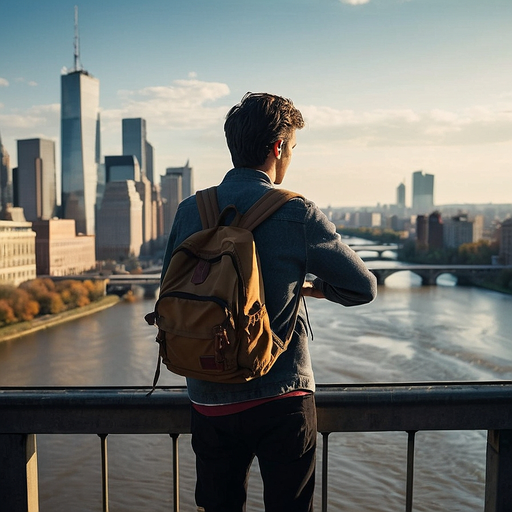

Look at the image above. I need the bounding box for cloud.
[0,104,59,130]
[105,78,231,131]
[299,104,512,147]
[11,77,38,87]
[340,0,371,5]
[0,78,9,87]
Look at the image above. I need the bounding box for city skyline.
[1,0,512,207]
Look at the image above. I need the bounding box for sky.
[1,0,512,208]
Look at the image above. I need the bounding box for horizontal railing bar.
[2,382,512,434]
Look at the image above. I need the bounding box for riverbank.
[0,295,121,343]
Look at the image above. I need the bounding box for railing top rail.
[2,381,512,434]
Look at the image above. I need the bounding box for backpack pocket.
[155,292,238,377]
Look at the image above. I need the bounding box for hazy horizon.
[1,0,511,208]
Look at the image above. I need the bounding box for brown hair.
[224,92,305,168]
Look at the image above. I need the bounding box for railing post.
[485,429,512,512]
[0,434,39,512]
[321,432,329,512]
[98,434,109,512]
[170,434,180,512]
[405,430,417,512]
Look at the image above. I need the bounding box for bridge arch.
[371,268,463,286]
[369,265,510,287]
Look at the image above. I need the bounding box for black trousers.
[191,393,317,512]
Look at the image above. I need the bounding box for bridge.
[347,243,400,257]
[45,263,512,295]
[105,265,512,291]
[105,273,160,297]
[368,264,512,286]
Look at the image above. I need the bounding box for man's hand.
[301,281,325,299]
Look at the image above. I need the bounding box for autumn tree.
[0,286,39,322]
[55,280,91,309]
[82,279,105,302]
[0,299,16,326]
[20,278,65,315]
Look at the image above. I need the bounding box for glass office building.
[61,69,100,235]
[412,170,434,214]
[16,138,57,221]
[122,118,153,182]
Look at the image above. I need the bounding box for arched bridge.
[44,274,161,299]
[347,243,400,257]
[368,264,512,286]
[106,274,160,298]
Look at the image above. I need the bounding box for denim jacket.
[161,168,377,405]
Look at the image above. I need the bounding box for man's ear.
[273,140,283,159]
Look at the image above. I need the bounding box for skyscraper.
[105,155,141,182]
[122,118,156,182]
[412,170,434,214]
[61,7,100,235]
[396,182,405,209]
[0,134,13,218]
[165,160,194,200]
[96,181,143,261]
[16,138,57,221]
[145,140,155,184]
[160,173,182,236]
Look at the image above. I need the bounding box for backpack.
[145,186,303,387]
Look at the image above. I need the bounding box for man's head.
[224,92,305,170]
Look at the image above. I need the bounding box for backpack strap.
[196,187,220,229]
[239,188,305,347]
[238,189,304,231]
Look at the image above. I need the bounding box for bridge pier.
[418,270,438,286]
[142,283,160,299]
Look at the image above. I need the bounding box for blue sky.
[1,0,512,207]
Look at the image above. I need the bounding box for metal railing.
[2,382,512,512]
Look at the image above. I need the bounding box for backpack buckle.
[213,324,229,362]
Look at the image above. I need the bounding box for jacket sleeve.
[304,202,377,306]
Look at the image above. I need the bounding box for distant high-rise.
[16,138,57,221]
[415,215,429,251]
[96,181,143,261]
[122,118,156,183]
[396,182,406,209]
[428,211,444,250]
[0,134,13,218]
[61,6,100,235]
[160,173,182,236]
[122,118,146,176]
[412,170,434,214]
[165,160,194,200]
[500,218,512,265]
[443,214,474,249]
[105,155,141,183]
[145,141,155,184]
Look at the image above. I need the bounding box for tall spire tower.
[60,6,101,237]
[73,5,82,72]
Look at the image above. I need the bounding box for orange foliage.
[0,299,16,326]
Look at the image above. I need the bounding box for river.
[1,265,512,511]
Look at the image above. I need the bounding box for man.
[161,92,377,511]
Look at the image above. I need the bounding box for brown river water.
[1,268,512,511]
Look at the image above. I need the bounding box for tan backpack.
[145,186,303,386]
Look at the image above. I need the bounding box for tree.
[457,240,499,265]
[20,278,65,315]
[0,299,16,326]
[82,280,105,302]
[55,280,90,309]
